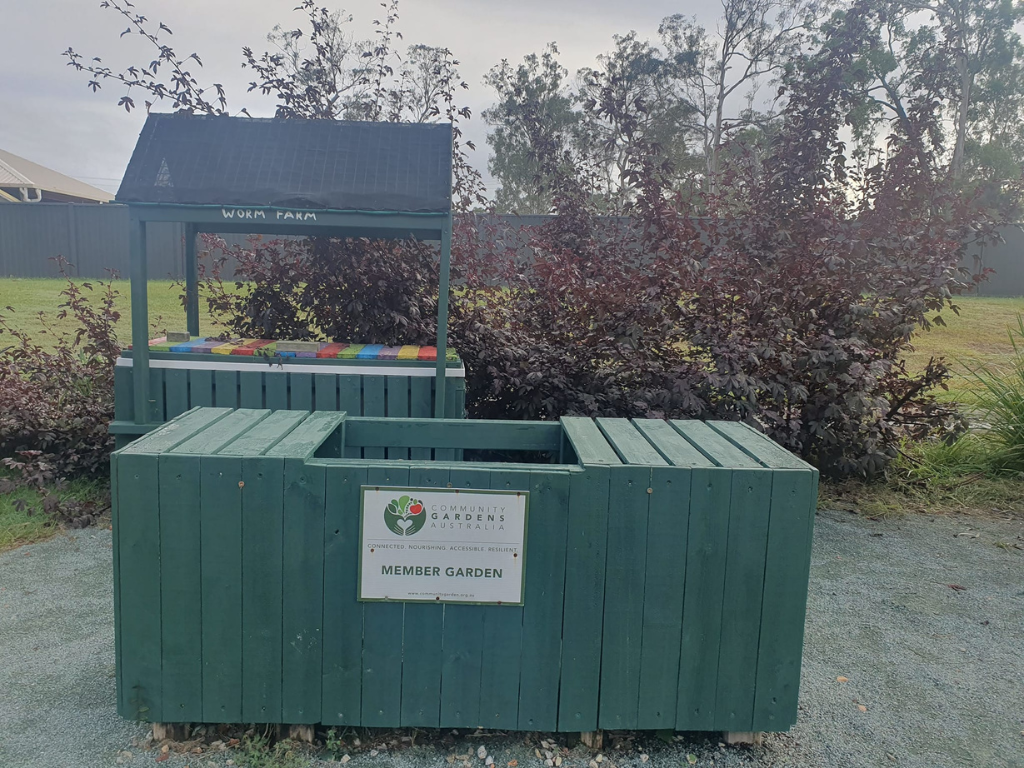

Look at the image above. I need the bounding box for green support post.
[184,224,199,336]
[130,216,150,425]
[433,222,452,418]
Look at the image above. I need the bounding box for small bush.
[0,261,119,525]
[964,315,1024,472]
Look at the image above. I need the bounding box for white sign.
[358,486,528,605]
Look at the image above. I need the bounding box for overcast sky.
[1,0,716,196]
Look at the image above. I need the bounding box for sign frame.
[357,485,530,606]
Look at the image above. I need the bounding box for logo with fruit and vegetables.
[384,495,426,536]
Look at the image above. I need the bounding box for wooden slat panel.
[479,469,529,730]
[241,456,285,723]
[265,373,289,410]
[598,465,651,729]
[345,419,562,452]
[675,466,731,729]
[172,409,270,455]
[338,377,362,458]
[714,466,773,731]
[439,467,491,728]
[596,418,667,465]
[517,470,571,730]
[115,453,162,721]
[557,466,609,731]
[290,372,313,411]
[239,370,264,409]
[712,421,812,470]
[149,367,165,422]
[266,411,345,459]
[386,378,410,460]
[158,453,203,722]
[399,466,448,727]
[219,410,308,457]
[315,373,338,412]
[164,369,190,420]
[321,464,367,725]
[199,454,243,722]
[631,420,713,467]
[445,378,466,419]
[408,378,433,460]
[671,420,760,468]
[362,376,386,459]
[189,369,214,408]
[121,407,231,455]
[281,459,326,724]
[752,469,817,730]
[213,369,239,408]
[114,365,134,422]
[637,465,690,728]
[110,457,123,714]
[361,466,409,727]
[560,417,621,465]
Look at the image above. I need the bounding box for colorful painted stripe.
[231,339,275,356]
[356,344,385,359]
[378,346,402,360]
[169,337,211,352]
[338,344,366,359]
[397,345,421,360]
[211,339,250,355]
[317,342,349,358]
[191,339,228,354]
[417,346,437,361]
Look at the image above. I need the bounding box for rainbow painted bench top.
[132,337,460,362]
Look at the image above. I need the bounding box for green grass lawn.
[0,277,227,348]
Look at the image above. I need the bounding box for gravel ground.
[1,511,1022,768]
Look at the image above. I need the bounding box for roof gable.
[116,114,453,213]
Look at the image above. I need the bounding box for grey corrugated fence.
[1,203,1023,296]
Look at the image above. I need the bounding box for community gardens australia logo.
[384,494,426,536]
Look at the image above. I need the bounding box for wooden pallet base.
[580,731,604,749]
[152,723,188,742]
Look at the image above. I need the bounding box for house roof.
[116,113,453,213]
[0,149,113,202]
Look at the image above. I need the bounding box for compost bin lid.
[116,113,453,213]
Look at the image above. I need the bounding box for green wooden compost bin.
[111,407,818,734]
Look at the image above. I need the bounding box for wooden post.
[152,723,188,741]
[580,731,603,750]
[184,223,199,336]
[129,215,150,424]
[723,732,763,746]
[288,725,315,743]
[433,221,452,418]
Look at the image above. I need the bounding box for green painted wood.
[518,470,571,730]
[752,469,817,731]
[362,377,386,458]
[386,379,410,460]
[110,457,124,714]
[164,369,190,420]
[158,453,203,722]
[172,409,271,455]
[266,411,345,459]
[199,454,243,722]
[596,418,667,465]
[637,465,690,729]
[321,464,367,725]
[129,217,150,424]
[408,378,433,460]
[557,466,609,732]
[148,367,165,422]
[315,373,338,412]
[265,373,289,410]
[338,378,363,458]
[560,417,621,465]
[291,372,313,411]
[671,421,761,468]
[190,369,214,407]
[631,419,713,467]
[399,465,448,727]
[281,458,326,723]
[445,377,466,419]
[121,407,232,455]
[479,469,529,730]
[218,410,308,457]
[439,467,490,728]
[214,369,239,408]
[361,466,409,726]
[675,466,731,730]
[714,466,773,732]
[239,370,264,409]
[711,421,811,470]
[115,453,162,721]
[114,365,134,422]
[344,418,562,452]
[241,455,285,723]
[598,465,652,729]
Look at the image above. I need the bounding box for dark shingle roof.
[116,114,452,213]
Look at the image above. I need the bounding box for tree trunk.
[951,53,971,179]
